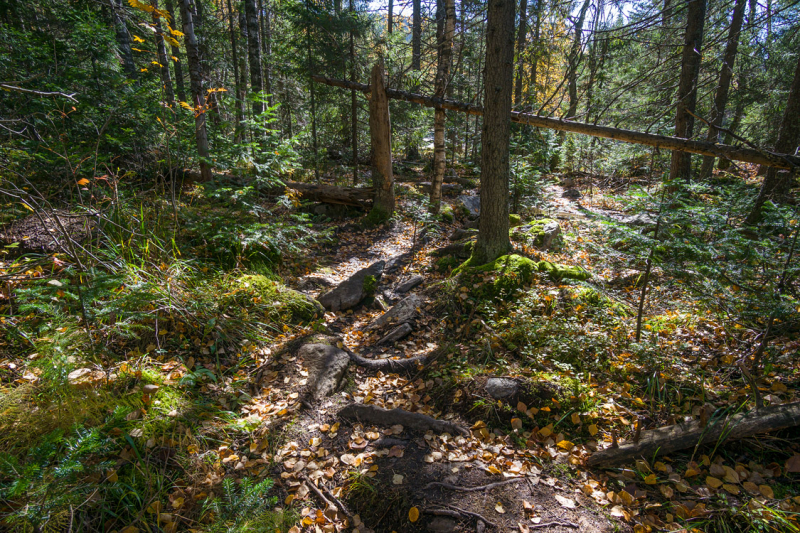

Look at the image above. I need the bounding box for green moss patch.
[440,204,455,223]
[509,214,522,227]
[229,274,324,323]
[510,218,561,248]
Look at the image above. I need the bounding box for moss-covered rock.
[536,261,591,281]
[434,255,462,272]
[363,274,378,295]
[509,214,522,227]
[230,275,324,322]
[510,218,562,249]
[439,204,455,223]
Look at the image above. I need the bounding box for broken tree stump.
[586,401,800,467]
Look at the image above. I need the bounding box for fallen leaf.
[408,507,419,522]
[555,494,576,508]
[706,476,723,489]
[644,474,657,485]
[588,424,598,436]
[786,455,800,473]
[495,502,505,514]
[759,485,775,499]
[393,474,404,485]
[511,418,523,430]
[722,483,740,495]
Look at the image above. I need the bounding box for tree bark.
[472,0,515,265]
[259,0,273,109]
[746,52,800,223]
[226,0,244,142]
[388,0,393,34]
[165,0,186,102]
[111,0,137,79]
[587,402,800,467]
[430,0,455,213]
[150,0,175,107]
[350,0,358,184]
[412,0,421,70]
[669,0,707,182]
[276,182,373,207]
[369,62,395,220]
[513,0,528,107]
[566,0,592,121]
[179,0,211,181]
[244,0,263,118]
[698,0,746,179]
[312,74,800,169]
[717,76,746,171]
[529,0,541,104]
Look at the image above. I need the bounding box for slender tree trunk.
[663,0,672,26]
[238,8,250,138]
[369,62,395,219]
[388,0,393,33]
[244,0,263,118]
[412,0,421,70]
[746,53,800,223]
[165,0,186,102]
[112,0,137,79]
[259,0,273,109]
[529,0,540,103]
[698,0,746,178]
[306,0,319,181]
[718,77,745,170]
[566,0,592,120]
[350,0,358,184]
[669,0,707,182]
[226,0,244,142]
[430,0,455,213]
[472,0,515,265]
[179,0,211,181]
[513,0,528,107]
[151,0,175,106]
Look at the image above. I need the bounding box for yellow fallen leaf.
[571,412,581,425]
[517,401,528,413]
[171,497,184,509]
[106,469,118,482]
[659,485,674,499]
[487,465,501,475]
[742,481,759,494]
[511,418,523,430]
[588,424,598,436]
[644,474,657,485]
[706,476,723,489]
[759,485,775,499]
[557,440,574,451]
[77,178,90,186]
[409,507,420,522]
[723,483,740,495]
[619,490,634,506]
[495,502,505,514]
[539,424,553,438]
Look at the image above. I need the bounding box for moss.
[439,204,455,223]
[434,255,462,272]
[537,261,591,281]
[510,218,561,248]
[232,275,324,322]
[509,214,522,227]
[364,206,391,227]
[363,274,377,296]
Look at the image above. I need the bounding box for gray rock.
[317,261,385,311]
[427,517,458,533]
[298,344,350,400]
[396,275,424,294]
[385,252,412,274]
[540,221,562,249]
[562,188,582,200]
[456,195,481,217]
[368,294,421,330]
[433,240,474,259]
[485,377,520,400]
[449,228,478,241]
[620,213,656,227]
[373,296,389,312]
[378,323,413,344]
[463,217,480,229]
[297,274,336,291]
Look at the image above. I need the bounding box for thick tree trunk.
[165,0,186,102]
[226,0,244,142]
[112,0,137,79]
[151,0,175,107]
[412,0,421,70]
[669,0,707,182]
[566,0,592,121]
[313,75,800,169]
[746,53,800,223]
[513,0,528,107]
[430,0,455,213]
[244,0,263,118]
[587,402,800,467]
[369,62,395,220]
[179,0,211,181]
[472,0,515,265]
[698,0,746,179]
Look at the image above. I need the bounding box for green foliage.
[203,477,281,533]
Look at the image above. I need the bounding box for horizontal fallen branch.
[587,401,800,467]
[312,74,800,170]
[424,478,524,492]
[282,181,373,208]
[338,403,469,437]
[346,350,429,373]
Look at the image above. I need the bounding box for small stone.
[562,188,582,200]
[485,377,520,400]
[143,384,160,394]
[368,294,420,330]
[378,323,413,345]
[396,275,424,294]
[427,517,458,533]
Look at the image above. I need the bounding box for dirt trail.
[250,198,626,533]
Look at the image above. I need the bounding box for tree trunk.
[430,0,455,213]
[259,0,273,109]
[150,0,175,107]
[698,0,746,179]
[566,0,592,121]
[472,0,515,265]
[112,0,137,79]
[388,0,393,34]
[746,52,800,224]
[226,0,244,142]
[369,62,395,220]
[412,0,421,70]
[238,8,250,141]
[165,0,186,102]
[529,0,540,103]
[312,74,800,169]
[513,0,528,107]
[307,0,319,181]
[717,78,746,171]
[244,0,263,118]
[350,0,358,184]
[669,0,707,182]
[179,0,211,181]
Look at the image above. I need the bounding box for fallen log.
[312,74,800,170]
[278,181,374,208]
[586,401,800,467]
[338,403,469,436]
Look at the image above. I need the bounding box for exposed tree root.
[346,350,429,373]
[424,478,525,492]
[338,403,469,436]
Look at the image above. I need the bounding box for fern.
[203,477,277,532]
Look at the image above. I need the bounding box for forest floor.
[1,165,800,533]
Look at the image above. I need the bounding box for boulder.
[317,261,385,311]
[378,323,413,345]
[456,195,480,217]
[368,294,421,330]
[448,228,478,241]
[396,275,424,294]
[463,217,480,229]
[562,188,582,200]
[298,344,350,400]
[511,219,562,250]
[432,240,474,259]
[485,377,520,400]
[385,252,412,274]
